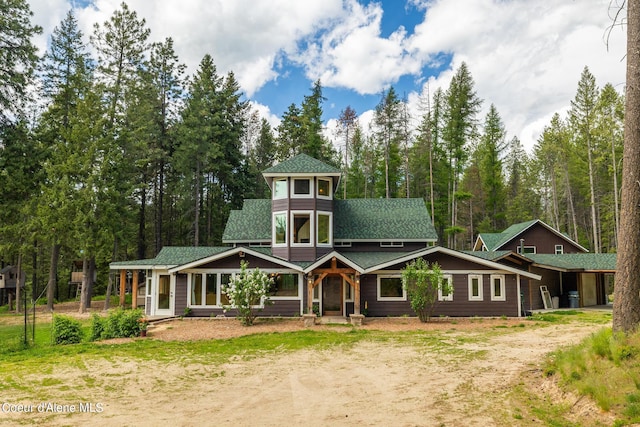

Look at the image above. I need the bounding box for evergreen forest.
[0,2,625,305]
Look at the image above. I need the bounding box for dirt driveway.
[2,314,612,427]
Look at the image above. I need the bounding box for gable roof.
[262,153,342,176]
[475,219,588,252]
[222,198,438,243]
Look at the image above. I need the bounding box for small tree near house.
[402,258,449,322]
[222,261,273,326]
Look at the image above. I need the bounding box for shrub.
[401,258,446,322]
[222,261,273,326]
[92,308,145,340]
[52,315,84,345]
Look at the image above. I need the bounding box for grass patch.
[543,327,640,425]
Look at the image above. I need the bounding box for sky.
[28,0,627,153]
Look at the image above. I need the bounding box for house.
[0,265,26,308]
[111,154,543,322]
[471,219,615,311]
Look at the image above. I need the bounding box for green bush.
[91,308,145,340]
[52,315,84,345]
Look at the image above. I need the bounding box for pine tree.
[372,87,403,198]
[0,0,41,123]
[478,104,507,231]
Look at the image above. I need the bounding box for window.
[380,242,404,248]
[273,179,287,199]
[273,212,287,245]
[439,274,453,301]
[377,276,406,301]
[292,178,311,197]
[334,241,352,247]
[517,246,536,254]
[269,273,299,297]
[219,273,232,306]
[317,212,331,245]
[468,274,483,301]
[490,274,505,301]
[191,274,203,305]
[292,212,312,244]
[345,280,353,301]
[555,245,564,254]
[189,273,218,306]
[317,178,331,198]
[206,274,217,305]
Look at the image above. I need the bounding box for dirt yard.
[1,304,615,427]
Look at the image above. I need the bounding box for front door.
[156,274,173,316]
[322,276,343,316]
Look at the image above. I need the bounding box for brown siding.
[359,273,521,318]
[501,223,586,254]
[289,198,315,210]
[175,274,187,316]
[290,247,316,261]
[316,199,333,211]
[272,198,290,212]
[187,300,302,318]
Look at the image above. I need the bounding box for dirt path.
[2,318,609,427]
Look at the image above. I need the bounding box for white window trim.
[272,211,288,247]
[291,177,314,199]
[517,246,537,254]
[438,274,453,302]
[380,241,404,248]
[490,274,506,301]
[316,211,333,246]
[268,272,302,300]
[468,274,484,301]
[555,244,564,254]
[291,210,314,247]
[317,178,332,200]
[273,178,288,200]
[377,275,407,301]
[187,272,220,307]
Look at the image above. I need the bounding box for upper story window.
[273,179,288,199]
[317,178,331,199]
[317,212,332,246]
[292,211,312,245]
[291,178,313,198]
[517,246,536,254]
[555,245,564,254]
[273,212,287,246]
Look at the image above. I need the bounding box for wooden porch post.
[307,277,314,314]
[132,270,138,309]
[354,273,361,315]
[119,269,126,307]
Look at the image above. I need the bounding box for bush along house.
[111,154,544,324]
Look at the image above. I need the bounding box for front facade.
[111,154,544,319]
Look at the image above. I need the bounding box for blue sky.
[30,0,627,151]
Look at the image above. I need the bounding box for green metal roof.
[262,153,341,175]
[527,253,617,271]
[334,199,437,241]
[222,199,272,242]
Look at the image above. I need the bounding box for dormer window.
[317,178,331,199]
[273,179,287,199]
[292,211,312,245]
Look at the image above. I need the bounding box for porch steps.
[319,316,349,324]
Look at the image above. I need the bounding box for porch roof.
[526,253,617,272]
[110,247,232,270]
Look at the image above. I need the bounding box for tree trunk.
[84,257,95,310]
[79,258,88,314]
[46,243,60,312]
[614,0,640,333]
[15,254,22,314]
[612,130,620,247]
[586,135,600,252]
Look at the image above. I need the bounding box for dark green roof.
[478,219,538,250]
[527,253,617,271]
[223,197,437,243]
[340,251,415,270]
[262,153,341,175]
[222,199,272,242]
[334,199,437,241]
[462,250,514,261]
[110,246,232,268]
